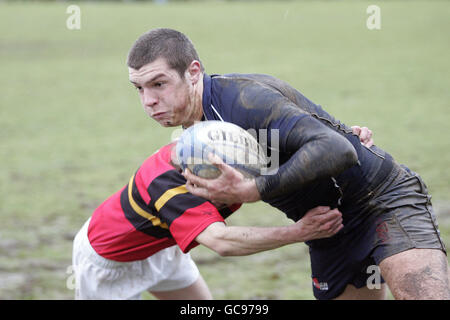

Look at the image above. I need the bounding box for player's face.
[129,58,198,127]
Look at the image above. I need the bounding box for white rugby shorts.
[72,219,200,300]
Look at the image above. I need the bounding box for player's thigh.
[334,283,387,300]
[150,274,212,300]
[379,248,450,300]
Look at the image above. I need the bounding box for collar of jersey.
[202,73,216,121]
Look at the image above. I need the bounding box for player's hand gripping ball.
[175,121,266,179]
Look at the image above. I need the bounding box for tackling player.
[72,142,343,299]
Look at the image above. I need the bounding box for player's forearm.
[197,222,300,256]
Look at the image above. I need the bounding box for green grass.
[0,0,449,299]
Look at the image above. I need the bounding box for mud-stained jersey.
[201,73,394,225]
[88,143,241,262]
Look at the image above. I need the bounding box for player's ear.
[186,60,202,85]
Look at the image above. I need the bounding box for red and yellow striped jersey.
[87,143,241,262]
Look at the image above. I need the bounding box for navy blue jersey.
[201,73,394,228]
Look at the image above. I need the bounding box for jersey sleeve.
[214,76,316,153]
[169,201,226,253]
[144,169,232,253]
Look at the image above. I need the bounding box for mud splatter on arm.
[255,115,358,200]
[232,79,358,200]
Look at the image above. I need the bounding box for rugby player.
[72,142,344,299]
[126,28,450,299]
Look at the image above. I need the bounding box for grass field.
[1,0,449,299]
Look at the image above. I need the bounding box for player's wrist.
[286,220,305,243]
[239,179,261,203]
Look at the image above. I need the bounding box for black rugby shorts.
[307,164,446,300]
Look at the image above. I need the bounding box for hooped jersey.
[87,143,241,262]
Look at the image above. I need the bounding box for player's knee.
[391,266,450,299]
[380,249,450,299]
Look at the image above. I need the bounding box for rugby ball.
[175,121,266,179]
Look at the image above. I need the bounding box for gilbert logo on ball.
[175,121,266,179]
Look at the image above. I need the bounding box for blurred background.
[0,0,449,299]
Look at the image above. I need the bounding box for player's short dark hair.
[127,28,204,77]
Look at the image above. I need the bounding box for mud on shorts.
[306,163,447,300]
